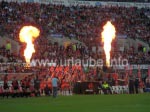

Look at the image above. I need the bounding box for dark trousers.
[102,88,112,94]
[135,86,138,94]
[129,86,134,94]
[53,87,58,98]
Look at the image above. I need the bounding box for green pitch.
[0,94,150,112]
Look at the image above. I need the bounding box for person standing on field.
[52,76,59,98]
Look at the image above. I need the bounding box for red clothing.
[0,87,3,93]
[12,80,18,87]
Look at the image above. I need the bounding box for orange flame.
[19,26,40,65]
[101,21,116,67]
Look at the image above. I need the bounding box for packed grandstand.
[0,0,150,97]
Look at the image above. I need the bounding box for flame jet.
[101,21,116,67]
[19,26,40,66]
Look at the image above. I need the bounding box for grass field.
[0,94,150,112]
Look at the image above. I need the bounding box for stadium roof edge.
[0,0,150,8]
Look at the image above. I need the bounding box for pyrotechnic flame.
[101,21,116,67]
[19,26,40,66]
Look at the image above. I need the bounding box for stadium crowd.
[0,1,150,97]
[0,64,150,97]
[0,1,150,63]
[0,1,150,44]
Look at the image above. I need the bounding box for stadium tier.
[0,0,150,98]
